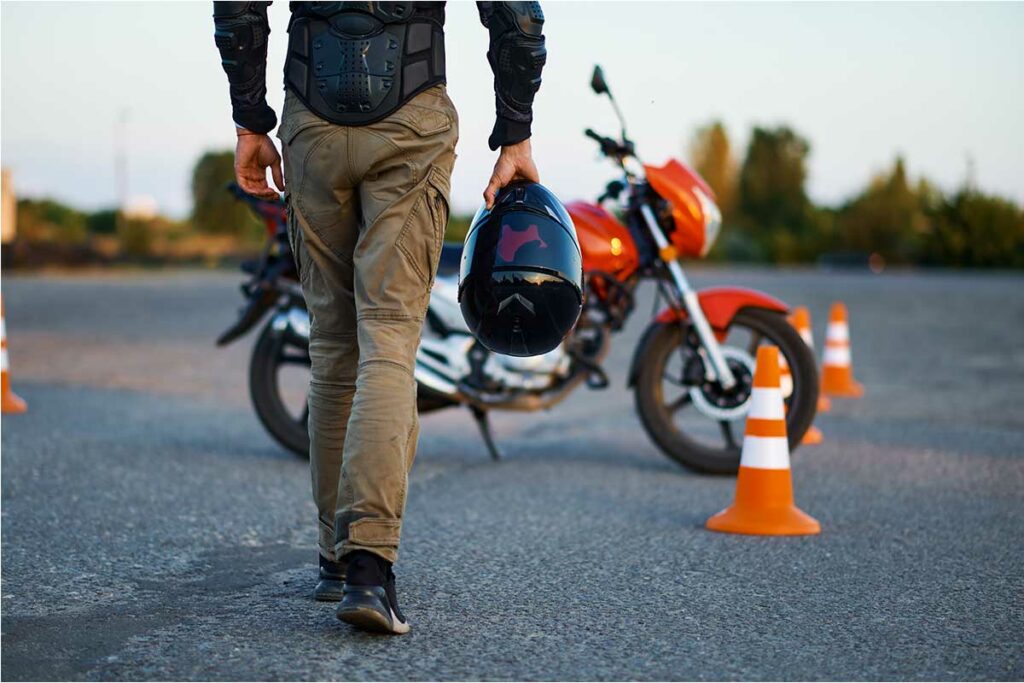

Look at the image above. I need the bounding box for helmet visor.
[462,212,582,284]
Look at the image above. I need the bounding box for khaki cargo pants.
[278,85,458,564]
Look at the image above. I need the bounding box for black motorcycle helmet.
[459,181,584,357]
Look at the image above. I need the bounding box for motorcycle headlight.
[694,187,722,257]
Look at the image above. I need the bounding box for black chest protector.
[286,2,446,126]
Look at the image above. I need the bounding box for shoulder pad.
[214,1,263,18]
[499,1,544,37]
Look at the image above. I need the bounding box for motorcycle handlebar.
[584,128,635,160]
[585,128,616,152]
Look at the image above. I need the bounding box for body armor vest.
[285,2,446,126]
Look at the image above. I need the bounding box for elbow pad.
[213,1,276,133]
[482,1,547,125]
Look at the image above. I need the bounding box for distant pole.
[964,152,976,193]
[114,107,129,230]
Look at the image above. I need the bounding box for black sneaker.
[313,554,346,602]
[336,550,410,635]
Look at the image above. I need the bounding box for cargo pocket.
[395,166,450,293]
[290,123,356,265]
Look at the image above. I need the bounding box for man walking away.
[213,1,547,634]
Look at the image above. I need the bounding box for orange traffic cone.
[706,346,820,536]
[1,296,28,414]
[778,349,823,446]
[821,302,864,399]
[802,424,824,445]
[789,306,831,413]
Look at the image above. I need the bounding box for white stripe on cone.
[748,387,785,420]
[826,322,849,342]
[799,328,813,348]
[823,345,852,366]
[739,435,791,470]
[1,347,9,371]
[779,355,794,398]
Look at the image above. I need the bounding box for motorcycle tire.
[249,320,311,458]
[249,319,459,459]
[633,308,819,475]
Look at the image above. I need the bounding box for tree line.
[6,128,1022,269]
[689,122,1024,268]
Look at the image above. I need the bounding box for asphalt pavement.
[1,267,1022,680]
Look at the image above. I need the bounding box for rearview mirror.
[590,65,609,95]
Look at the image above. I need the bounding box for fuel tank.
[565,201,639,280]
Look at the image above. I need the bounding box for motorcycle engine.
[481,345,571,391]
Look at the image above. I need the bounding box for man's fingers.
[238,171,278,200]
[483,174,501,209]
[238,173,267,195]
[271,159,286,193]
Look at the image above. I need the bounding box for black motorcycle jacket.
[213,1,546,150]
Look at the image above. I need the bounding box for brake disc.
[687,346,756,420]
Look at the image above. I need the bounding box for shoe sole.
[336,587,410,635]
[314,579,345,602]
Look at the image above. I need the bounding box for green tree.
[689,121,738,221]
[738,126,811,229]
[118,217,154,257]
[86,208,119,235]
[923,188,1024,268]
[190,150,262,240]
[834,157,927,263]
[16,198,88,244]
[734,126,824,262]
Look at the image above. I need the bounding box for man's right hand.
[235,130,285,200]
[483,138,540,209]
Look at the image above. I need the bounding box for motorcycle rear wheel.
[249,319,458,459]
[249,319,312,458]
[633,308,818,475]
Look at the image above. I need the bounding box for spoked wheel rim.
[270,335,311,430]
[651,313,811,458]
[249,317,312,458]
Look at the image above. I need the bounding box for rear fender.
[627,287,788,386]
[216,288,278,346]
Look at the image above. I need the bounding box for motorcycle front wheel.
[633,308,819,475]
[249,317,459,459]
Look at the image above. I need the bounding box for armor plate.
[286,2,445,126]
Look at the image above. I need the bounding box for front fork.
[639,205,737,389]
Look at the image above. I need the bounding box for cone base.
[822,380,864,399]
[706,502,820,536]
[801,425,823,445]
[706,467,820,536]
[2,391,28,414]
[817,395,832,413]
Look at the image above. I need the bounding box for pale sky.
[2,1,1022,218]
